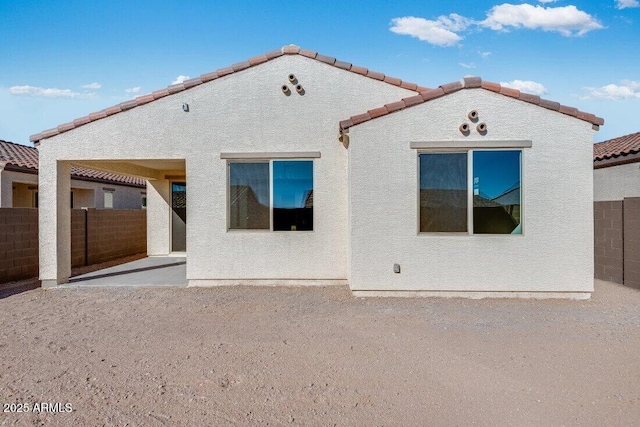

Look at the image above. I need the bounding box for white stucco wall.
[594,162,640,202]
[347,89,596,295]
[147,179,171,256]
[0,169,144,208]
[37,55,415,284]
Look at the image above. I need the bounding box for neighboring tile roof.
[593,131,640,161]
[30,45,426,143]
[339,77,604,132]
[0,140,145,187]
[0,139,38,169]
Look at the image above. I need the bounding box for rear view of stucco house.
[30,45,603,298]
[0,140,146,209]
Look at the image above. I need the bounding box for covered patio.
[38,157,186,287]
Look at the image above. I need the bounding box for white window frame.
[416,146,525,236]
[224,153,318,232]
[104,191,114,209]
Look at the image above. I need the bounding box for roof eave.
[30,45,425,143]
[339,77,604,133]
[594,152,640,169]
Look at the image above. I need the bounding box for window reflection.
[472,151,521,234]
[229,163,270,229]
[419,153,468,232]
[273,160,313,231]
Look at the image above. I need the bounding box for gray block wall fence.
[623,198,640,289]
[0,209,39,283]
[1,208,146,285]
[594,198,640,289]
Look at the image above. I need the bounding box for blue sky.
[1,0,638,146]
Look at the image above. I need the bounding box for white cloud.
[500,80,548,95]
[8,85,94,98]
[81,82,101,89]
[616,0,640,9]
[390,4,603,47]
[482,4,603,36]
[478,51,492,58]
[459,62,476,69]
[125,86,141,94]
[389,15,472,47]
[582,80,640,99]
[171,75,190,85]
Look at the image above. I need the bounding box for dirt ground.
[1,280,639,426]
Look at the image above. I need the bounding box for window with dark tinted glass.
[229,162,270,230]
[273,160,313,231]
[228,160,313,231]
[472,150,521,234]
[419,153,468,232]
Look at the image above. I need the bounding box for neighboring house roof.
[30,45,427,143]
[0,140,145,187]
[339,77,604,132]
[593,131,640,169]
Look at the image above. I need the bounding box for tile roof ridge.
[339,77,605,133]
[30,45,426,143]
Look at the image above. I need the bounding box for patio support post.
[0,165,13,207]
[147,179,172,255]
[39,159,71,287]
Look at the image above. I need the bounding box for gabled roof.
[0,140,145,187]
[30,45,426,143]
[594,131,640,161]
[593,131,640,169]
[339,77,604,132]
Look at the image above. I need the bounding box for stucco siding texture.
[348,90,595,293]
[593,163,640,202]
[37,56,414,282]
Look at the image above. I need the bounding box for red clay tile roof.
[0,140,145,187]
[30,45,426,143]
[593,132,640,161]
[0,139,39,169]
[339,77,604,131]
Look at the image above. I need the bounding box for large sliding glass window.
[419,150,522,235]
[228,160,313,231]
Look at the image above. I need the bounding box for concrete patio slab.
[63,255,187,287]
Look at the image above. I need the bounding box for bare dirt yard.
[1,280,639,426]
